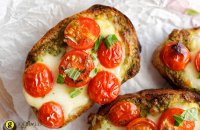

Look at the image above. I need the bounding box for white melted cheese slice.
[184,31,200,89]
[99,102,200,130]
[96,19,115,37]
[23,53,91,120]
[95,18,122,42]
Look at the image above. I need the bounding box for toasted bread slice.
[23,4,140,128]
[88,89,200,130]
[152,27,200,93]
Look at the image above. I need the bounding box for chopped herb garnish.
[90,54,96,60]
[93,35,103,52]
[89,68,98,78]
[181,108,198,121]
[173,115,184,126]
[104,34,118,49]
[64,68,81,80]
[184,8,199,16]
[57,74,65,84]
[173,108,198,126]
[70,88,82,98]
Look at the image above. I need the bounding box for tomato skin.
[23,63,53,97]
[38,101,64,128]
[88,71,120,104]
[59,50,94,87]
[158,108,195,130]
[64,17,100,50]
[195,50,200,71]
[98,41,123,68]
[161,42,190,71]
[126,118,157,130]
[108,102,140,126]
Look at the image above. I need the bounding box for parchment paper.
[0,0,200,130]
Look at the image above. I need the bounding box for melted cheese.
[96,19,115,37]
[95,18,122,42]
[184,31,200,89]
[85,49,125,82]
[88,19,126,82]
[23,53,91,120]
[24,18,126,123]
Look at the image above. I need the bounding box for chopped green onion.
[173,108,198,126]
[184,8,199,16]
[104,34,118,49]
[89,68,98,78]
[64,68,81,80]
[181,108,198,121]
[70,88,82,98]
[90,54,96,60]
[93,35,103,52]
[57,74,64,84]
[173,115,184,126]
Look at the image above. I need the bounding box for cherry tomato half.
[161,42,190,71]
[126,118,157,130]
[98,41,123,68]
[64,17,100,50]
[59,50,94,87]
[195,50,200,72]
[38,101,64,128]
[88,71,120,104]
[158,108,195,130]
[108,102,140,126]
[23,63,53,97]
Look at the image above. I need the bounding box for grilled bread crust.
[152,27,200,93]
[88,89,200,130]
[24,4,140,127]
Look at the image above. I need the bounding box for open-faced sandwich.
[152,27,200,93]
[22,4,140,128]
[88,89,200,130]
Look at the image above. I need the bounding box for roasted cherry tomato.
[38,101,64,128]
[59,50,94,87]
[98,41,123,68]
[88,71,120,104]
[108,102,140,126]
[64,17,100,50]
[158,108,195,130]
[161,42,190,71]
[23,63,53,97]
[195,50,200,71]
[126,118,157,130]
